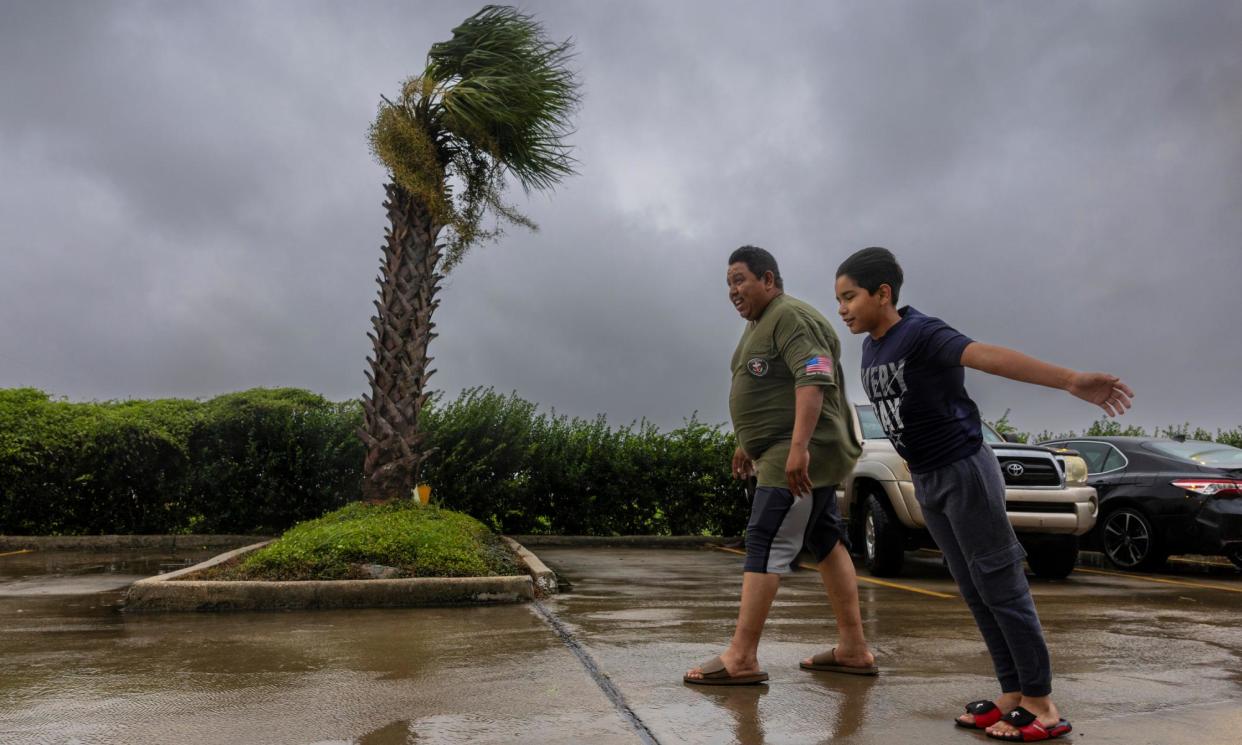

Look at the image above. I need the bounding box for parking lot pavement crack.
[530,600,660,745]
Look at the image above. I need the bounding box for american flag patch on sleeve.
[805,356,833,376]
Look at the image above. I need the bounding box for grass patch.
[196,500,521,581]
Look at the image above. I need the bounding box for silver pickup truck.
[841,404,1098,579]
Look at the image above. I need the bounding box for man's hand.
[1067,372,1135,417]
[785,446,812,498]
[732,446,754,480]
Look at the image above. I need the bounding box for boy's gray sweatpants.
[913,445,1053,698]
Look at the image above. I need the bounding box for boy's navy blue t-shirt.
[860,307,981,474]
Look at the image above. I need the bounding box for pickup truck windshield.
[855,404,1004,443]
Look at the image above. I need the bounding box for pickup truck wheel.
[863,493,906,577]
[1025,536,1078,579]
[1100,506,1167,571]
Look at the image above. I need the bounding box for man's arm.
[960,342,1134,417]
[785,386,823,497]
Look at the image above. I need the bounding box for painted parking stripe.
[1075,566,1242,594]
[714,546,956,599]
[0,549,33,558]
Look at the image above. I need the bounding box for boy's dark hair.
[836,246,903,304]
[728,245,783,289]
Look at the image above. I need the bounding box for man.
[684,245,877,686]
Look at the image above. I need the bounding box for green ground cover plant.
[212,500,519,580]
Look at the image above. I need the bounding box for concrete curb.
[502,536,558,594]
[0,535,265,551]
[122,539,559,612]
[512,535,736,548]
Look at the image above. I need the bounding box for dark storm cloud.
[1,1,1240,438]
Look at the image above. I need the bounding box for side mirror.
[1003,433,1024,443]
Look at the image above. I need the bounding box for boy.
[834,247,1132,742]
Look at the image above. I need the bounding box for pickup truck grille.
[996,455,1061,488]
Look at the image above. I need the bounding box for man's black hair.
[728,245,783,289]
[836,246,903,304]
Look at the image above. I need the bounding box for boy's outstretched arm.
[960,342,1135,417]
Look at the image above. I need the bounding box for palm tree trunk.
[359,183,443,501]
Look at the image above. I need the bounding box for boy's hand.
[785,446,812,498]
[1068,372,1134,416]
[732,446,754,480]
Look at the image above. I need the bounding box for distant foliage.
[996,414,1242,448]
[0,387,748,537]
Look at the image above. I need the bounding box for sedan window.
[1147,440,1242,467]
[1066,441,1115,474]
[1101,446,1128,472]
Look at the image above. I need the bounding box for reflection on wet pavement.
[535,547,1242,745]
[0,548,634,745]
[2,545,1241,744]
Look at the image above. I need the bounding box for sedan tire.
[1100,506,1167,571]
[1226,547,1242,572]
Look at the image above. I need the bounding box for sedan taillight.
[1172,479,1242,497]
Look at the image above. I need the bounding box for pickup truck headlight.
[1061,455,1088,486]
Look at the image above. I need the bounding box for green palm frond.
[367,4,579,268]
[428,5,579,191]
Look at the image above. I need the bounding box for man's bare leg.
[801,542,875,668]
[685,571,780,680]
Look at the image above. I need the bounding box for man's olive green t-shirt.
[729,293,862,489]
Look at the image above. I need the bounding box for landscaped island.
[181,500,520,581]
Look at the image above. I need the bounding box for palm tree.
[359,5,579,502]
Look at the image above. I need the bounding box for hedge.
[0,387,748,536]
[0,388,363,535]
[6,385,1235,537]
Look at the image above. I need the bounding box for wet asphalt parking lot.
[1,545,1240,745]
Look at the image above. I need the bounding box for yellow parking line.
[714,546,956,599]
[1075,566,1242,594]
[0,549,33,558]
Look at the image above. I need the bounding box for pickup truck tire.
[1100,505,1167,571]
[863,492,906,577]
[1025,536,1078,579]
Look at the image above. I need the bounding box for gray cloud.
[2,0,1240,438]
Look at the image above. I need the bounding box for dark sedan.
[1037,436,1242,570]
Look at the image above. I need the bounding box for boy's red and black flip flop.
[985,706,1072,742]
[954,700,1003,729]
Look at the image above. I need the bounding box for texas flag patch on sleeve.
[805,355,834,377]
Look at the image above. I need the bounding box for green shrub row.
[419,388,748,536]
[5,384,1236,537]
[0,388,363,535]
[0,386,748,536]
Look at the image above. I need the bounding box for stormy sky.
[2,0,1240,438]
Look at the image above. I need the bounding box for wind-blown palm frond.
[428,5,579,192]
[367,4,579,266]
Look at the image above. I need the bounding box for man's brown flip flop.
[799,647,879,676]
[683,656,770,686]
